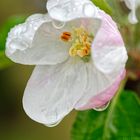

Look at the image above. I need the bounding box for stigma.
[60,26,94,62]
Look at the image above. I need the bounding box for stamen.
[69,47,77,57]
[60,26,94,62]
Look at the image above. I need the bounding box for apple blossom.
[6,0,128,127]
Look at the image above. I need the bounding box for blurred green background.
[0,0,76,140]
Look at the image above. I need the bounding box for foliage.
[92,0,112,15]
[71,90,140,140]
[0,51,12,69]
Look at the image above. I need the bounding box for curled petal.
[6,13,101,65]
[6,14,50,54]
[92,11,128,75]
[6,14,60,65]
[75,10,128,110]
[23,59,87,126]
[47,0,100,21]
[6,14,69,65]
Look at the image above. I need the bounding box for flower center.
[60,26,94,62]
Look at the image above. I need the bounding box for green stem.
[102,76,128,140]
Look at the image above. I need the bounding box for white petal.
[128,11,138,24]
[123,0,140,24]
[6,14,101,65]
[75,11,128,109]
[6,14,50,54]
[75,63,124,109]
[92,11,128,75]
[6,14,60,65]
[47,0,100,21]
[93,46,127,75]
[23,58,87,126]
[6,14,70,65]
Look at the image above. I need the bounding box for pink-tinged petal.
[76,70,126,110]
[92,10,128,75]
[23,58,87,127]
[75,10,127,110]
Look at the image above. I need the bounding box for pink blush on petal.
[76,70,126,110]
[92,11,124,49]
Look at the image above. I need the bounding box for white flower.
[6,0,128,127]
[122,0,140,24]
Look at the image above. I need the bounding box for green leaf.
[71,90,140,140]
[0,15,26,51]
[91,0,112,15]
[0,51,13,70]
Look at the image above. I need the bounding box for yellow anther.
[75,26,85,36]
[83,47,90,55]
[77,50,85,57]
[77,47,90,57]
[61,26,94,62]
[69,47,77,57]
[85,43,91,50]
[69,26,93,59]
